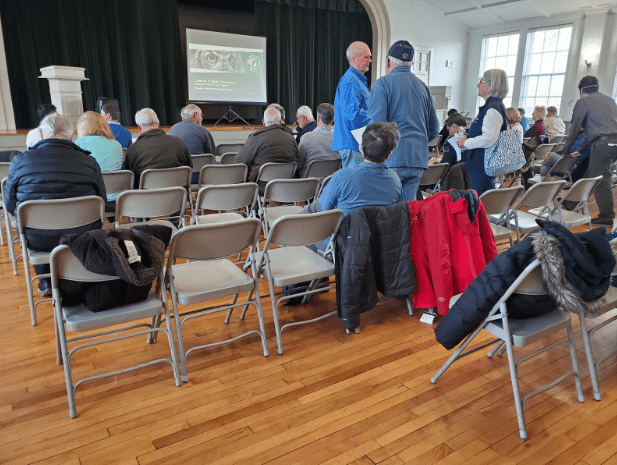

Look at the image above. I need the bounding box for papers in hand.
[351,126,368,146]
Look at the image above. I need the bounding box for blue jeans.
[391,167,424,201]
[339,149,363,168]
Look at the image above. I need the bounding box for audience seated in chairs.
[296,103,340,177]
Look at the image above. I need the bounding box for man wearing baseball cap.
[368,40,439,200]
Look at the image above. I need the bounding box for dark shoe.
[591,216,614,227]
[37,280,51,297]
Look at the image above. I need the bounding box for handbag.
[484,128,526,176]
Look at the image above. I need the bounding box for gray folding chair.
[1,177,18,275]
[259,178,320,236]
[216,143,244,157]
[198,163,248,190]
[164,219,268,382]
[550,135,566,144]
[17,196,105,326]
[316,174,333,200]
[431,259,585,439]
[190,153,216,192]
[193,183,258,225]
[553,142,565,154]
[255,161,297,185]
[507,180,566,240]
[530,143,556,173]
[428,135,442,157]
[481,186,524,248]
[219,152,238,165]
[50,244,181,418]
[139,166,192,190]
[418,163,449,198]
[101,170,134,220]
[256,209,345,354]
[303,158,341,181]
[114,186,187,229]
[527,154,579,186]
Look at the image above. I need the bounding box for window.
[520,26,572,116]
[412,49,431,85]
[479,33,520,108]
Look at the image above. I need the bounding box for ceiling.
[419,0,617,29]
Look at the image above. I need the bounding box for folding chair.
[259,178,320,236]
[430,259,585,439]
[1,177,18,275]
[190,153,216,192]
[553,142,565,154]
[527,154,579,186]
[255,161,297,185]
[0,161,10,246]
[139,166,192,190]
[219,152,238,165]
[257,210,345,354]
[507,180,566,240]
[50,245,181,418]
[303,158,341,181]
[481,186,524,247]
[216,143,244,157]
[527,176,602,230]
[164,219,269,382]
[418,163,449,198]
[192,183,258,225]
[530,143,556,173]
[114,186,187,229]
[198,163,247,190]
[316,174,333,200]
[101,170,134,220]
[17,196,105,326]
[428,135,442,157]
[550,135,566,144]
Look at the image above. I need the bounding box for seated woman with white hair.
[457,68,509,195]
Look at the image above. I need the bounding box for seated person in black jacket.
[5,114,107,296]
[434,112,467,167]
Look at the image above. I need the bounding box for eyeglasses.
[479,79,487,84]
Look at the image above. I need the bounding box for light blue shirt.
[333,67,371,152]
[75,135,123,201]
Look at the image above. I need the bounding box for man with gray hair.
[333,41,372,168]
[369,40,439,200]
[297,103,340,177]
[5,113,107,296]
[124,108,191,187]
[267,103,294,136]
[295,105,317,143]
[168,103,215,156]
[235,106,297,182]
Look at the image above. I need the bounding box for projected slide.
[187,29,267,105]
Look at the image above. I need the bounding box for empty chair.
[216,143,244,157]
[114,186,187,229]
[527,154,579,186]
[101,170,134,220]
[259,178,320,235]
[17,196,106,326]
[255,161,297,185]
[50,244,181,418]
[198,163,247,191]
[257,209,345,354]
[480,186,524,247]
[507,180,566,239]
[303,158,341,181]
[190,153,216,191]
[193,182,258,225]
[219,152,238,165]
[431,259,585,439]
[530,143,556,172]
[139,166,192,190]
[417,163,449,197]
[164,219,269,382]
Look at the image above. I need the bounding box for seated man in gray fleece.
[296,103,341,177]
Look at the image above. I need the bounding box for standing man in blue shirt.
[369,40,439,200]
[333,41,372,168]
[100,103,133,149]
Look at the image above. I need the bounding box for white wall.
[381,0,470,112]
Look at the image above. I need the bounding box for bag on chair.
[484,128,526,176]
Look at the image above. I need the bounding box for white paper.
[351,126,368,146]
[420,312,436,325]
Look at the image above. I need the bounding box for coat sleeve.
[4,155,21,215]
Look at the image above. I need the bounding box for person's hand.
[571,151,580,156]
[457,137,467,148]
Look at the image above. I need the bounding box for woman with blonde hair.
[506,107,524,143]
[75,111,123,172]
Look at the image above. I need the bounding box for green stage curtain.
[1,0,184,128]
[255,0,372,124]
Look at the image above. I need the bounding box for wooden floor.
[3,218,617,464]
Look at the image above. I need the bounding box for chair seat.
[264,205,304,225]
[63,290,163,332]
[490,222,512,241]
[195,212,245,225]
[263,246,334,286]
[171,259,254,305]
[509,211,545,234]
[553,210,592,228]
[486,308,572,347]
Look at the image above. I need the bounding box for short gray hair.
[263,107,281,125]
[135,108,159,127]
[296,105,313,120]
[346,47,358,63]
[267,103,285,122]
[180,104,201,119]
[482,69,509,99]
[39,114,73,140]
[388,56,411,67]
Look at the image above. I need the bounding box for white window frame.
[411,48,431,85]
[478,32,520,109]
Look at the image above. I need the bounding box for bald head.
[346,41,372,74]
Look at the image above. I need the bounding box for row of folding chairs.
[49,208,344,417]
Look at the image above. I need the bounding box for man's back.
[167,119,215,155]
[297,127,339,177]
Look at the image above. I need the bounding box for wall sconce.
[582,43,600,67]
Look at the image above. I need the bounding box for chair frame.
[190,153,216,191]
[216,143,244,157]
[219,152,238,165]
[1,176,19,275]
[192,182,258,225]
[418,163,450,197]
[508,180,566,240]
[114,186,187,229]
[303,158,341,181]
[198,163,248,191]
[481,186,524,248]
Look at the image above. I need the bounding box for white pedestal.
[39,66,88,128]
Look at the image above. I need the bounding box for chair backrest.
[194,182,258,215]
[115,186,187,222]
[168,218,262,262]
[51,245,120,288]
[316,174,333,199]
[543,154,579,181]
[256,162,297,183]
[263,209,345,249]
[190,154,215,177]
[556,176,602,206]
[199,163,247,187]
[550,135,566,144]
[428,135,442,148]
[0,161,11,181]
[216,143,244,157]
[303,158,341,180]
[102,170,134,196]
[480,186,524,216]
[139,166,191,189]
[553,142,565,154]
[263,178,320,205]
[514,180,566,209]
[17,196,105,233]
[533,144,556,160]
[419,163,449,186]
[219,152,238,164]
